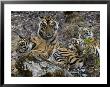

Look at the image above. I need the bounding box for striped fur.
[50,46,83,69]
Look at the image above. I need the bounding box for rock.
[11,11,100,77]
[82,74,87,77]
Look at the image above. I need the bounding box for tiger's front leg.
[31,50,49,59]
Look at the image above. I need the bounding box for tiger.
[31,15,84,69]
[30,16,58,59]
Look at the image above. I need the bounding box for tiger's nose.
[47,33,52,37]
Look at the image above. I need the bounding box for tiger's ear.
[52,15,57,21]
[37,16,42,22]
[38,15,46,20]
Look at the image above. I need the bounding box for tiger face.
[38,16,58,40]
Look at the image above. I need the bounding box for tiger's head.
[38,16,59,41]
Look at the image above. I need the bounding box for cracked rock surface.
[11,11,100,77]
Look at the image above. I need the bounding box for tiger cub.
[49,46,83,69]
[30,16,58,59]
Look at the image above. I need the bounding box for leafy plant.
[84,37,95,44]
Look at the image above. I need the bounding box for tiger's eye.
[40,23,46,28]
[50,21,56,26]
[41,27,45,31]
